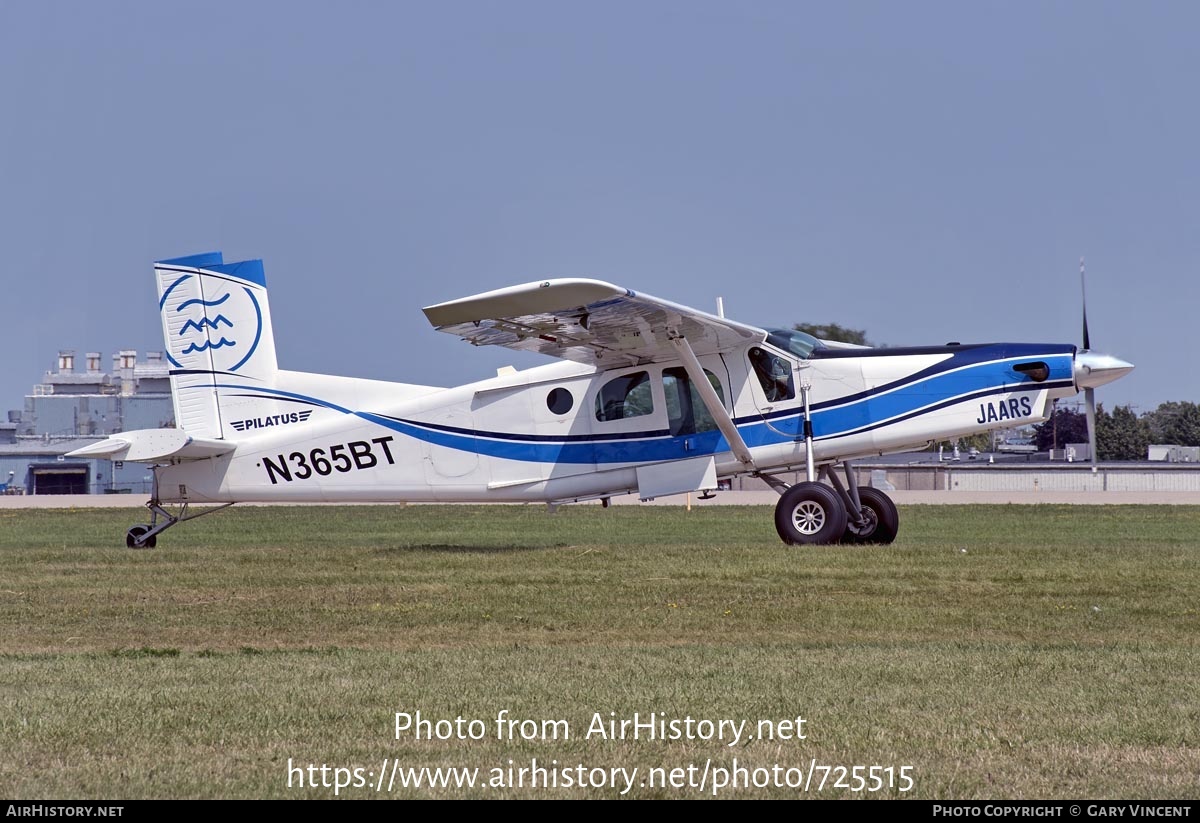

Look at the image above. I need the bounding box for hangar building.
[1,350,174,495]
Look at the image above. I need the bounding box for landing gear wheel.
[774,481,848,545]
[126,525,156,549]
[842,487,899,544]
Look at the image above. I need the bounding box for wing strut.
[668,333,757,471]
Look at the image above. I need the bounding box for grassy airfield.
[0,504,1197,799]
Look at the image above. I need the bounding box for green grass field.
[1,504,1197,799]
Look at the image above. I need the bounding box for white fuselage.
[156,341,1079,505]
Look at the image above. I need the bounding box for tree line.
[1029,401,1200,461]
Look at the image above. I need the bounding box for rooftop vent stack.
[86,352,101,373]
[116,350,137,396]
[57,350,75,374]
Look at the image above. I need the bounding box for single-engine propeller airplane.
[71,252,1134,547]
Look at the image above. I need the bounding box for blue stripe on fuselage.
[806,348,1073,438]
[202,345,1073,465]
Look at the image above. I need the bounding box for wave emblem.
[180,315,233,335]
[181,337,236,355]
[161,274,263,372]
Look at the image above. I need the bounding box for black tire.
[774,481,848,545]
[126,525,156,549]
[842,487,899,544]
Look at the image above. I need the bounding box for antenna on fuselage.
[716,296,725,319]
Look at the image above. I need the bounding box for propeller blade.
[1085,387,1098,466]
[1080,257,1091,351]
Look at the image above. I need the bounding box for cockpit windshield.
[763,327,824,360]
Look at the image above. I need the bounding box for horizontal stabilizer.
[66,429,235,463]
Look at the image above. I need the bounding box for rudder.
[156,252,279,439]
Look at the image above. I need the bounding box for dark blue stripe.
[814,381,1073,441]
[375,412,672,443]
[207,385,353,415]
[804,343,1075,414]
[202,349,1074,464]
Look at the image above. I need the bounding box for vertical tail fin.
[156,253,279,439]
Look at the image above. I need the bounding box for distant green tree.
[958,432,992,453]
[1143,401,1200,446]
[793,323,872,347]
[1032,406,1089,451]
[1095,404,1152,461]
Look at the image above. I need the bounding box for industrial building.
[1,350,174,495]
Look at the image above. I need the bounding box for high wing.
[422,278,766,366]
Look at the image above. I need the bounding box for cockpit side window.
[595,371,654,421]
[763,328,823,359]
[748,347,795,403]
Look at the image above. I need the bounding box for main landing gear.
[766,462,899,546]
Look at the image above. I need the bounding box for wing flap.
[423,278,764,366]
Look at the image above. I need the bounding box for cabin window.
[546,387,573,415]
[662,367,725,437]
[595,371,654,421]
[748,347,795,402]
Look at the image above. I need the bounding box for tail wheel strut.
[125,499,234,549]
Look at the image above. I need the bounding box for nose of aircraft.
[1074,351,1135,390]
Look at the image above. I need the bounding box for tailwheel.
[774,481,847,545]
[121,499,234,548]
[123,468,235,549]
[126,525,157,549]
[842,487,899,545]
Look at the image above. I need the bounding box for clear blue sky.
[2,2,1195,416]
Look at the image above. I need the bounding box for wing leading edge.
[423,278,765,367]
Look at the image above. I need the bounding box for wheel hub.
[791,501,827,535]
